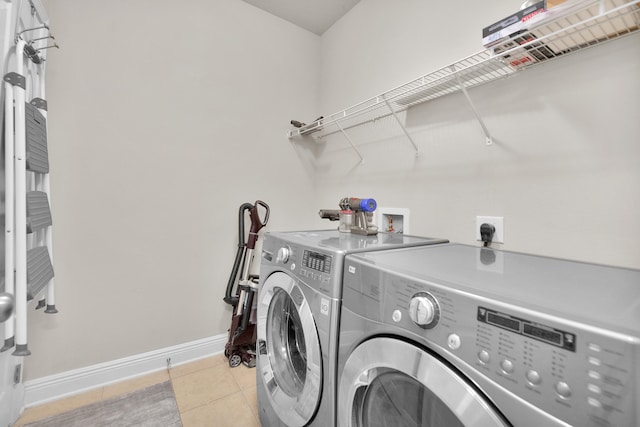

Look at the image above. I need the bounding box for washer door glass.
[360,371,463,427]
[257,272,322,427]
[267,287,307,396]
[339,337,507,427]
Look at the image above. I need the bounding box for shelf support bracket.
[382,95,420,156]
[450,65,493,145]
[336,121,365,164]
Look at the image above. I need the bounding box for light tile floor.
[14,354,260,427]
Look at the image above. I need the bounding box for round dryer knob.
[277,246,291,264]
[408,293,439,329]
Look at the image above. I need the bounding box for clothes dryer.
[255,230,448,427]
[338,243,640,427]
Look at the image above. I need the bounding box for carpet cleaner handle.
[247,200,270,250]
[236,200,269,318]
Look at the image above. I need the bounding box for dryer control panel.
[476,307,576,352]
[383,282,637,427]
[467,301,634,427]
[353,274,638,427]
[343,244,640,427]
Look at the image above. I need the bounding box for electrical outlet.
[476,216,504,243]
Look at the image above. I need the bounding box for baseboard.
[23,333,227,407]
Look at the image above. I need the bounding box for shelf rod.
[336,120,365,164]
[382,95,420,156]
[450,65,493,145]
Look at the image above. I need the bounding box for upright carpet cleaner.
[223,200,269,368]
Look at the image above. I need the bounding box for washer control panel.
[302,249,333,275]
[264,238,341,297]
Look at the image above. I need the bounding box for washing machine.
[338,243,640,427]
[255,230,448,427]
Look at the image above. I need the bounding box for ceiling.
[242,0,361,35]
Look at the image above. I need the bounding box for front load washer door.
[257,271,322,427]
[339,337,509,427]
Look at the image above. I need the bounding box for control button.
[588,357,601,366]
[555,381,572,399]
[526,370,541,385]
[588,343,602,352]
[587,384,602,394]
[500,359,514,374]
[407,293,440,329]
[277,247,290,264]
[447,334,461,350]
[392,310,402,323]
[409,296,436,326]
[587,397,602,409]
[478,350,490,364]
[588,370,601,380]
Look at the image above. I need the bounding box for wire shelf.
[288,0,640,144]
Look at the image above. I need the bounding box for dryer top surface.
[267,229,448,255]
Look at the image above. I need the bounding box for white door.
[256,272,323,427]
[339,338,509,427]
[1,1,21,424]
[1,1,49,425]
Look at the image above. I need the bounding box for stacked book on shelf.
[485,0,640,70]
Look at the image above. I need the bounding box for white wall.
[25,0,320,380]
[314,0,640,268]
[24,0,640,383]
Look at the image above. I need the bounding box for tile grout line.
[240,385,260,423]
[167,375,186,426]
